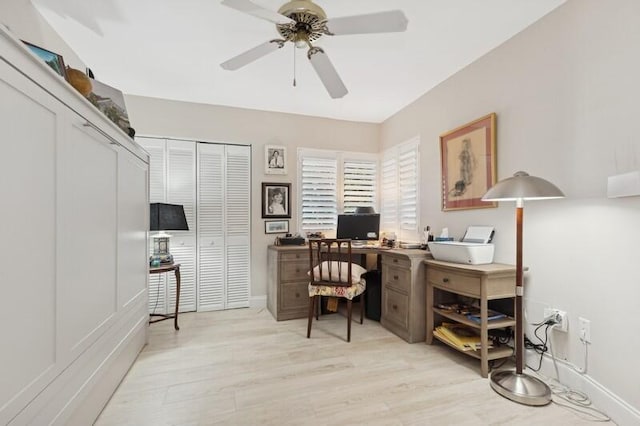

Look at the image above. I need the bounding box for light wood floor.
[96,307,609,425]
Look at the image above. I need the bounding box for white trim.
[528,351,639,425]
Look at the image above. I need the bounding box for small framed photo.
[262,182,291,218]
[22,40,67,79]
[440,113,497,211]
[265,220,289,234]
[265,145,287,175]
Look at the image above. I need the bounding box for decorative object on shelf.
[21,40,66,78]
[86,77,131,134]
[265,144,287,175]
[65,66,92,96]
[262,182,291,218]
[265,219,289,234]
[440,113,497,211]
[482,171,565,406]
[149,203,189,265]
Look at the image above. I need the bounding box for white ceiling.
[32,0,565,123]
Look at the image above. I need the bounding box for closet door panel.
[167,140,197,312]
[197,143,225,311]
[225,145,251,308]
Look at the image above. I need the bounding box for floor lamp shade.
[149,203,189,264]
[482,171,564,406]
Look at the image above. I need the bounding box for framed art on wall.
[440,113,497,211]
[22,40,66,79]
[265,220,289,234]
[265,145,287,175]
[262,182,291,218]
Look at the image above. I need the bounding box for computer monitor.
[336,214,380,241]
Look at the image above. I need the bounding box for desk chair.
[307,239,367,342]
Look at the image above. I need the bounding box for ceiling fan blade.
[221,0,295,25]
[221,40,285,70]
[325,10,408,35]
[307,47,348,99]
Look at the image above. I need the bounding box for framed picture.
[262,182,291,218]
[87,78,131,134]
[440,113,497,211]
[22,40,66,79]
[265,220,289,234]
[265,145,287,175]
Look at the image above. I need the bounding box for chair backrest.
[308,239,353,287]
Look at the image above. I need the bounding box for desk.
[149,263,181,330]
[267,244,430,343]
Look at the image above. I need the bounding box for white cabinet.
[0,27,148,425]
[139,138,251,314]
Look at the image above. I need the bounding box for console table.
[425,260,517,377]
[149,263,181,330]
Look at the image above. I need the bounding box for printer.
[428,226,495,265]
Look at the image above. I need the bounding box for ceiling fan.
[220,0,408,98]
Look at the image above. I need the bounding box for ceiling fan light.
[295,39,307,48]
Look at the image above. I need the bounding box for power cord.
[524,317,556,372]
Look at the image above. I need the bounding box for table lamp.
[482,171,564,406]
[149,203,189,265]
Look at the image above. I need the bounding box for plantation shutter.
[343,159,377,214]
[380,138,420,242]
[398,142,419,240]
[300,155,337,231]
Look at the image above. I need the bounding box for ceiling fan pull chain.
[293,46,297,87]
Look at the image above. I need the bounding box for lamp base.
[490,370,552,406]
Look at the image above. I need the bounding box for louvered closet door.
[225,145,251,308]
[166,140,197,312]
[197,143,225,311]
[141,138,169,314]
[197,144,251,310]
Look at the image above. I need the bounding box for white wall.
[381,0,640,419]
[124,95,380,302]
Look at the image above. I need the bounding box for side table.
[149,263,181,330]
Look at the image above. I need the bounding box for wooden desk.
[149,263,181,330]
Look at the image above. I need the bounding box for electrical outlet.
[579,317,591,343]
[544,308,568,332]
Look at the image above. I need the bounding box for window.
[298,149,378,232]
[380,138,420,242]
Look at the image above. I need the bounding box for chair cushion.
[308,278,366,300]
[308,261,367,284]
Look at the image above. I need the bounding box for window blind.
[300,156,337,230]
[343,159,377,214]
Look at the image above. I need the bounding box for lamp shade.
[354,206,375,214]
[482,171,565,201]
[150,203,189,231]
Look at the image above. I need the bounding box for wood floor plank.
[95,308,611,425]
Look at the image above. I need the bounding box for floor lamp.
[482,171,564,406]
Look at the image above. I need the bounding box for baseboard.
[250,295,267,309]
[530,352,640,425]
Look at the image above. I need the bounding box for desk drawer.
[383,287,409,330]
[427,268,481,298]
[281,281,309,311]
[381,254,411,269]
[280,260,309,283]
[280,251,307,262]
[383,264,411,293]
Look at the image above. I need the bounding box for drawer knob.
[393,259,398,263]
[393,275,399,280]
[392,304,398,310]
[295,292,300,298]
[296,269,300,273]
[442,277,449,283]
[296,254,300,259]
